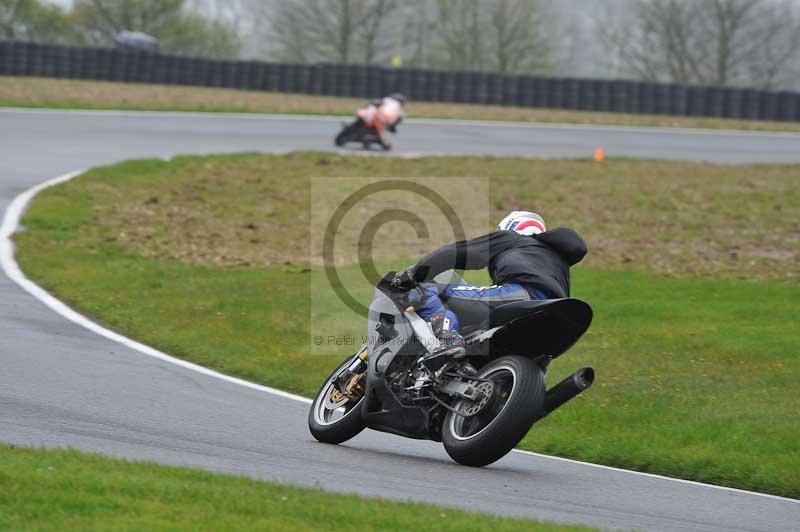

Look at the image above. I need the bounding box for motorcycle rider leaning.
[392,211,587,368]
[357,93,406,148]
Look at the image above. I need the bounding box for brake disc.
[326,386,349,409]
[459,381,494,417]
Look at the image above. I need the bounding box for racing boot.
[420,331,465,373]
[419,311,466,372]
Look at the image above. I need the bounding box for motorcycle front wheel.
[308,354,367,444]
[442,355,545,467]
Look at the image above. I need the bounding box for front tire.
[442,355,545,467]
[308,355,367,444]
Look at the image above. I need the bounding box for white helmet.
[497,211,546,236]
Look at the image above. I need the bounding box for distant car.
[114,31,159,52]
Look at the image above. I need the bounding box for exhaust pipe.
[543,367,595,416]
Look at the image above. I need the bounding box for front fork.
[333,344,369,397]
[345,344,369,374]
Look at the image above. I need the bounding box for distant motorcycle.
[308,268,595,467]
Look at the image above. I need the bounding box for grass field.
[0,445,584,531]
[4,76,800,133]
[14,153,800,499]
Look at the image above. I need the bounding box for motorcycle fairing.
[485,298,593,359]
[437,284,593,359]
[362,285,433,439]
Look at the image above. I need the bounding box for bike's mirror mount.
[377,271,401,293]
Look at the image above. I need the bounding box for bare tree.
[75,0,184,41]
[72,0,241,57]
[265,1,312,62]
[743,1,800,90]
[600,0,800,90]
[429,0,485,70]
[395,0,453,68]
[1,0,76,42]
[191,0,251,42]
[265,0,400,64]
[358,0,396,64]
[423,0,549,74]
[1,0,29,38]
[490,0,549,73]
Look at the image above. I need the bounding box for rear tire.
[308,355,367,444]
[334,120,363,147]
[442,355,544,467]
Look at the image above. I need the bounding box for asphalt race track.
[2,108,799,531]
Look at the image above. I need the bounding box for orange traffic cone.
[593,147,605,162]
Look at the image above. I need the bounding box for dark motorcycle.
[334,118,391,151]
[308,269,595,467]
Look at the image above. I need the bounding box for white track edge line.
[3,106,800,139]
[510,449,798,503]
[2,169,797,505]
[0,170,312,405]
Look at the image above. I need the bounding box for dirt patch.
[84,153,799,283]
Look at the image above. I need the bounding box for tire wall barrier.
[2,40,799,122]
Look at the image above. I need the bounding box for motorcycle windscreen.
[366,285,416,373]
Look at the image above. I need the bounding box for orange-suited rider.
[357,93,406,149]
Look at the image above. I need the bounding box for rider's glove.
[400,285,427,311]
[390,267,426,311]
[390,266,418,290]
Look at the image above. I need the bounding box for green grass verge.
[4,76,800,132]
[14,153,800,499]
[0,445,584,531]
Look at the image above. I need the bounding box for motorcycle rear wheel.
[442,355,545,467]
[308,355,367,444]
[334,120,363,147]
